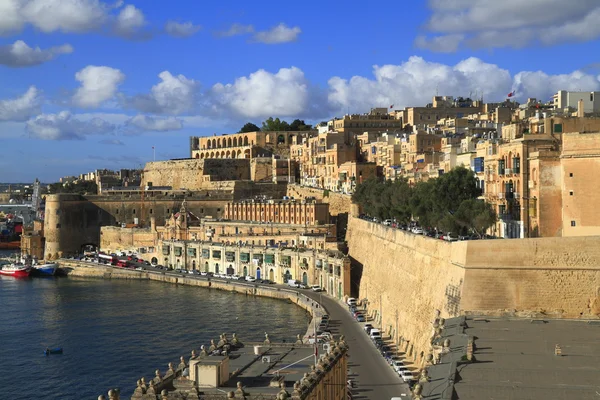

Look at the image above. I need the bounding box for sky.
[1,0,600,183]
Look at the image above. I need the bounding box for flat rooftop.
[196,342,341,396]
[422,316,600,399]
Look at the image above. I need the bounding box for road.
[302,291,411,400]
[74,258,410,398]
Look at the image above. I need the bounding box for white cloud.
[0,0,25,35]
[252,23,301,44]
[113,4,149,38]
[0,40,73,67]
[418,0,600,51]
[125,71,198,115]
[73,65,125,108]
[165,20,201,38]
[215,23,254,37]
[26,111,116,140]
[126,115,183,131]
[414,34,464,53]
[0,86,42,121]
[18,0,107,34]
[211,67,312,118]
[326,56,600,113]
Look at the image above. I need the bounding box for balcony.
[505,168,513,175]
[505,191,514,200]
[498,192,505,199]
[513,192,520,199]
[498,169,505,176]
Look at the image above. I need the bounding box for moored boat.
[0,264,31,277]
[44,347,63,355]
[33,263,58,276]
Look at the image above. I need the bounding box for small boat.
[44,347,63,355]
[0,241,20,250]
[33,263,58,276]
[0,264,31,278]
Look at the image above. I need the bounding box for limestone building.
[224,198,329,226]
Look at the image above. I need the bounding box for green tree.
[289,119,312,131]
[238,122,260,133]
[261,117,290,131]
[455,199,497,237]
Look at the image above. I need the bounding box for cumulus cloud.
[252,23,301,44]
[0,40,73,67]
[215,23,254,37]
[113,4,150,39]
[26,111,116,140]
[0,0,108,35]
[0,86,42,121]
[126,114,183,131]
[73,65,125,108]
[326,56,600,113]
[165,20,201,37]
[417,0,600,51]
[125,71,199,115]
[211,67,319,119]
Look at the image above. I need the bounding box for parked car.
[356,314,366,322]
[444,232,458,242]
[311,285,323,292]
[347,297,357,306]
[383,219,392,226]
[392,360,407,374]
[364,324,373,332]
[245,276,256,282]
[399,370,414,382]
[370,329,382,340]
[412,227,424,234]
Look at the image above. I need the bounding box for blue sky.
[1,0,599,182]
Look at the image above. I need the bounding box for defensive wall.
[346,217,600,367]
[43,183,288,259]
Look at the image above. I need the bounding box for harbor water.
[0,250,311,399]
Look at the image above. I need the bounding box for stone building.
[159,240,351,296]
[224,198,329,226]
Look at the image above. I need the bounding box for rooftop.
[421,316,600,400]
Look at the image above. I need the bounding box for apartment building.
[224,198,330,226]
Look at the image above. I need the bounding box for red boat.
[0,264,31,278]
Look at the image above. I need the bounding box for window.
[554,124,563,133]
[591,93,594,102]
[571,221,576,227]
[116,209,119,215]
[570,191,574,196]
[569,173,573,177]
[167,208,170,214]
[513,158,520,174]
[56,223,61,228]
[133,209,136,214]
[150,209,153,214]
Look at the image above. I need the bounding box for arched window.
[244,136,249,146]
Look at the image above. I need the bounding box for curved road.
[302,291,410,399]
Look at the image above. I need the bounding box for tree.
[238,122,260,133]
[455,199,496,237]
[289,119,312,131]
[261,117,290,132]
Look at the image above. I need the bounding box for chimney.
[577,99,584,118]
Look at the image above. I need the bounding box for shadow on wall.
[335,212,349,241]
[349,255,363,299]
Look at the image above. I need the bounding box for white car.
[311,285,323,292]
[231,274,241,280]
[392,360,408,374]
[370,329,381,340]
[245,276,256,282]
[412,227,424,234]
[399,370,414,382]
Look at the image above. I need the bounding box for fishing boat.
[32,262,58,276]
[44,347,63,355]
[0,263,31,277]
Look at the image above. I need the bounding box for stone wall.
[346,217,600,367]
[100,226,156,252]
[285,185,352,217]
[141,159,250,190]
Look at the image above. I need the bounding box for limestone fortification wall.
[285,185,352,217]
[346,217,600,367]
[100,226,156,252]
[141,159,250,190]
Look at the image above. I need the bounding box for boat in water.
[32,262,58,276]
[0,263,31,278]
[44,347,63,355]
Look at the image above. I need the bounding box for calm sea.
[0,250,310,400]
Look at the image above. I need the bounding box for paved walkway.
[301,291,411,399]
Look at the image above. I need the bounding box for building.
[553,90,600,114]
[190,131,316,160]
[224,198,329,226]
[159,240,351,297]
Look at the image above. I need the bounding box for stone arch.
[256,267,261,280]
[237,149,242,158]
[207,140,212,149]
[269,268,275,281]
[231,151,236,159]
[243,265,248,276]
[192,260,196,270]
[233,137,238,147]
[244,136,249,146]
[210,151,215,158]
[195,153,199,159]
[226,150,231,158]
[302,271,308,285]
[289,134,296,145]
[217,138,222,148]
[221,151,226,158]
[244,149,251,158]
[211,138,216,149]
[215,263,220,274]
[200,153,205,159]
[277,134,285,144]
[227,137,232,147]
[205,262,209,272]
